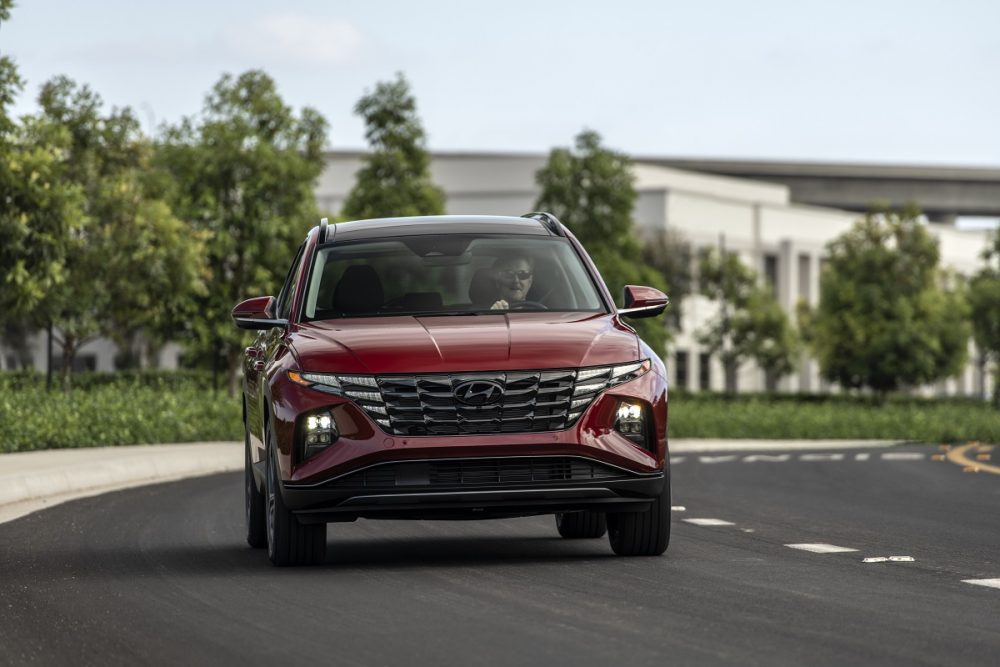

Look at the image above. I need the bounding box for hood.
[288,312,639,374]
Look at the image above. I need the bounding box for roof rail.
[319,217,329,244]
[521,211,565,236]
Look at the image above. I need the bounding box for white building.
[319,151,993,396]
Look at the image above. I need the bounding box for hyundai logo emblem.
[454,380,504,406]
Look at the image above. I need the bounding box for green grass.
[0,372,241,453]
[668,392,1000,442]
[2,372,997,452]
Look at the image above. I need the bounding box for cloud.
[220,13,365,65]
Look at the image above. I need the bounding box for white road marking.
[889,556,915,562]
[670,456,686,464]
[683,518,735,526]
[800,453,845,462]
[962,578,1000,590]
[742,454,791,463]
[855,453,870,461]
[863,556,915,563]
[881,452,926,461]
[699,455,740,464]
[671,440,902,453]
[671,506,686,512]
[741,528,756,533]
[863,557,889,563]
[785,543,859,553]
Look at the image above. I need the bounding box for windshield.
[302,234,606,320]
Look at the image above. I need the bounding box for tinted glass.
[303,235,605,320]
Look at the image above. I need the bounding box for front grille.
[341,368,615,436]
[318,457,631,492]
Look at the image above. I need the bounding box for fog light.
[615,401,650,450]
[301,411,338,460]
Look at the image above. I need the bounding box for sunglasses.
[498,270,533,281]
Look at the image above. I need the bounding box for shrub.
[0,371,241,452]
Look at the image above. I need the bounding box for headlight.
[614,401,651,451]
[567,359,651,423]
[300,410,338,460]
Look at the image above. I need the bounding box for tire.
[265,424,326,566]
[607,474,671,556]
[555,511,607,538]
[245,424,267,549]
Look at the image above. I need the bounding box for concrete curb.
[0,442,241,524]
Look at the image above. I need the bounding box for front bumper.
[283,455,665,522]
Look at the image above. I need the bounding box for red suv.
[234,213,671,566]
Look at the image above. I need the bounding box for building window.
[764,254,779,296]
[674,350,689,390]
[699,352,711,391]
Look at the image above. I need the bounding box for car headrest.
[333,265,384,315]
[469,268,496,306]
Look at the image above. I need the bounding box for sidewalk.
[0,438,908,525]
[0,442,241,524]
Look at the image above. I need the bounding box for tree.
[968,228,1000,406]
[342,73,444,219]
[32,76,206,388]
[0,2,83,329]
[697,248,798,393]
[534,130,668,356]
[641,228,693,332]
[809,206,969,397]
[155,70,327,393]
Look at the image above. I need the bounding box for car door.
[247,244,305,462]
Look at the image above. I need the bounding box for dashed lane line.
[785,543,859,554]
[962,579,1000,590]
[682,518,736,526]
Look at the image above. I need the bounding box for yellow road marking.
[931,454,946,461]
[977,444,995,453]
[946,443,1000,476]
[977,453,992,461]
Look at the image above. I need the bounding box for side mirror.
[618,285,669,319]
[232,296,287,330]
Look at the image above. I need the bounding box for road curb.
[0,442,241,524]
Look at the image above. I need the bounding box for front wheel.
[607,475,671,556]
[265,425,326,566]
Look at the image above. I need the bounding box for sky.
[1,0,999,165]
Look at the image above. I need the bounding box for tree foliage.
[155,70,327,392]
[968,228,1000,406]
[809,207,969,396]
[0,3,83,326]
[697,248,798,393]
[31,76,206,388]
[641,228,692,331]
[342,73,444,219]
[534,130,668,356]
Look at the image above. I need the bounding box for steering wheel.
[509,300,549,311]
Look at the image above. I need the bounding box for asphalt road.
[1,444,998,666]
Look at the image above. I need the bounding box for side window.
[277,246,306,320]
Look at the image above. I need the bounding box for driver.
[490,254,535,310]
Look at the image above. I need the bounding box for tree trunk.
[724,361,738,395]
[60,334,77,395]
